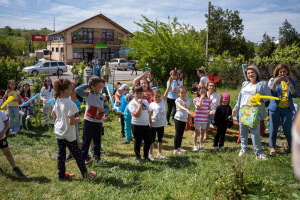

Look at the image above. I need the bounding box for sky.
[0,0,300,42]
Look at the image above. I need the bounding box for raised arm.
[75,84,88,98]
[133,71,149,86]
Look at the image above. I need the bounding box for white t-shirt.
[149,99,168,127]
[174,98,190,122]
[177,79,183,87]
[0,111,8,139]
[200,76,209,86]
[40,87,54,102]
[207,92,221,113]
[241,84,256,106]
[128,99,149,126]
[53,98,79,142]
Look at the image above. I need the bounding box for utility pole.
[53,17,55,32]
[205,1,211,66]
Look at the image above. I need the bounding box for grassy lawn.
[1,88,300,199]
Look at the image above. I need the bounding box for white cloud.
[0,0,9,5]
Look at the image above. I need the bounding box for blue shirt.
[167,80,178,99]
[93,65,102,76]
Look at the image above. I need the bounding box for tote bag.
[240,105,259,128]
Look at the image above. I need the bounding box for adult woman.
[196,67,209,87]
[232,65,270,160]
[205,81,221,141]
[177,70,184,87]
[133,71,159,88]
[268,64,298,156]
[166,70,178,125]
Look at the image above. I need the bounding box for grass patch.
[0,88,299,199]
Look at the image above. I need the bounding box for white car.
[22,61,68,76]
[109,58,128,70]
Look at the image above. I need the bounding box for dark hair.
[132,86,143,93]
[177,69,183,81]
[273,64,292,79]
[88,76,105,89]
[140,78,151,90]
[7,80,18,91]
[20,83,31,98]
[198,67,207,76]
[43,77,53,90]
[53,78,72,99]
[197,86,207,97]
[116,82,122,86]
[178,86,187,93]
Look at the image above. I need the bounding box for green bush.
[71,61,86,84]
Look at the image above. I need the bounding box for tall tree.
[257,33,277,57]
[123,16,206,84]
[205,5,244,56]
[279,19,299,47]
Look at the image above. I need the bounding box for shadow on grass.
[19,128,52,140]
[4,173,51,183]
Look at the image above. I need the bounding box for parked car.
[128,60,140,70]
[109,58,128,70]
[22,61,68,76]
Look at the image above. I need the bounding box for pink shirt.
[193,97,212,123]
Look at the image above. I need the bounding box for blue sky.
[0,0,300,42]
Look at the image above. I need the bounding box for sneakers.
[198,145,207,150]
[256,154,268,160]
[157,153,165,159]
[26,115,31,120]
[58,173,75,181]
[148,154,155,161]
[13,166,25,177]
[86,171,96,179]
[85,156,93,165]
[66,153,74,162]
[89,149,95,155]
[144,158,152,163]
[193,146,199,152]
[173,149,183,154]
[178,148,187,153]
[96,158,106,164]
[213,146,219,150]
[8,130,15,135]
[219,146,225,150]
[136,158,143,164]
[167,122,172,126]
[122,141,130,144]
[238,149,246,157]
[100,148,105,154]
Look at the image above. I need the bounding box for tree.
[279,19,299,47]
[205,5,244,56]
[122,16,206,85]
[256,33,277,57]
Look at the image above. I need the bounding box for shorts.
[194,122,207,130]
[0,137,8,149]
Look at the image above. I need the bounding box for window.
[60,47,64,53]
[102,29,114,41]
[51,47,54,52]
[57,62,65,66]
[56,48,58,52]
[73,48,83,59]
[71,28,93,44]
[43,62,50,67]
[120,60,127,63]
[51,62,58,67]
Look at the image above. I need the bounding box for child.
[193,86,212,151]
[66,82,82,162]
[20,83,34,131]
[166,70,178,125]
[2,80,21,134]
[114,84,123,107]
[51,78,96,181]
[213,93,232,149]
[0,106,24,176]
[128,86,152,164]
[40,78,54,127]
[113,82,122,95]
[120,93,133,144]
[148,77,173,160]
[140,78,152,104]
[173,86,191,154]
[117,84,130,138]
[75,76,109,164]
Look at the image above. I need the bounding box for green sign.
[94,44,108,49]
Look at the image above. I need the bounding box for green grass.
[1,89,300,200]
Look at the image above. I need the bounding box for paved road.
[49,66,142,84]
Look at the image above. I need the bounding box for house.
[46,14,133,64]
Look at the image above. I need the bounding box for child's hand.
[43,99,48,103]
[200,94,205,99]
[137,99,142,104]
[98,108,104,113]
[206,110,210,114]
[117,111,122,115]
[186,109,192,115]
[5,89,10,95]
[75,117,81,123]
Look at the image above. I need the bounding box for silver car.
[22,61,68,76]
[109,58,128,70]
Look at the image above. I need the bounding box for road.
[49,66,143,85]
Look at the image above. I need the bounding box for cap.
[119,84,130,90]
[246,65,260,77]
[125,93,133,103]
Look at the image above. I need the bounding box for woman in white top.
[177,70,184,87]
[196,67,209,87]
[128,86,152,164]
[40,77,54,127]
[204,81,221,141]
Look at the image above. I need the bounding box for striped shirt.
[85,66,93,77]
[193,97,212,123]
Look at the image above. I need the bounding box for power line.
[240,7,300,13]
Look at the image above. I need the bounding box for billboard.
[32,35,45,42]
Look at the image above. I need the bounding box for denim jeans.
[239,111,263,155]
[86,76,91,84]
[21,106,33,129]
[269,107,293,148]
[8,106,20,133]
[206,114,215,131]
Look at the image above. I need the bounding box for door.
[50,62,59,74]
[40,62,50,74]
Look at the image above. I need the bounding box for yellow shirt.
[7,90,20,107]
[278,81,289,108]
